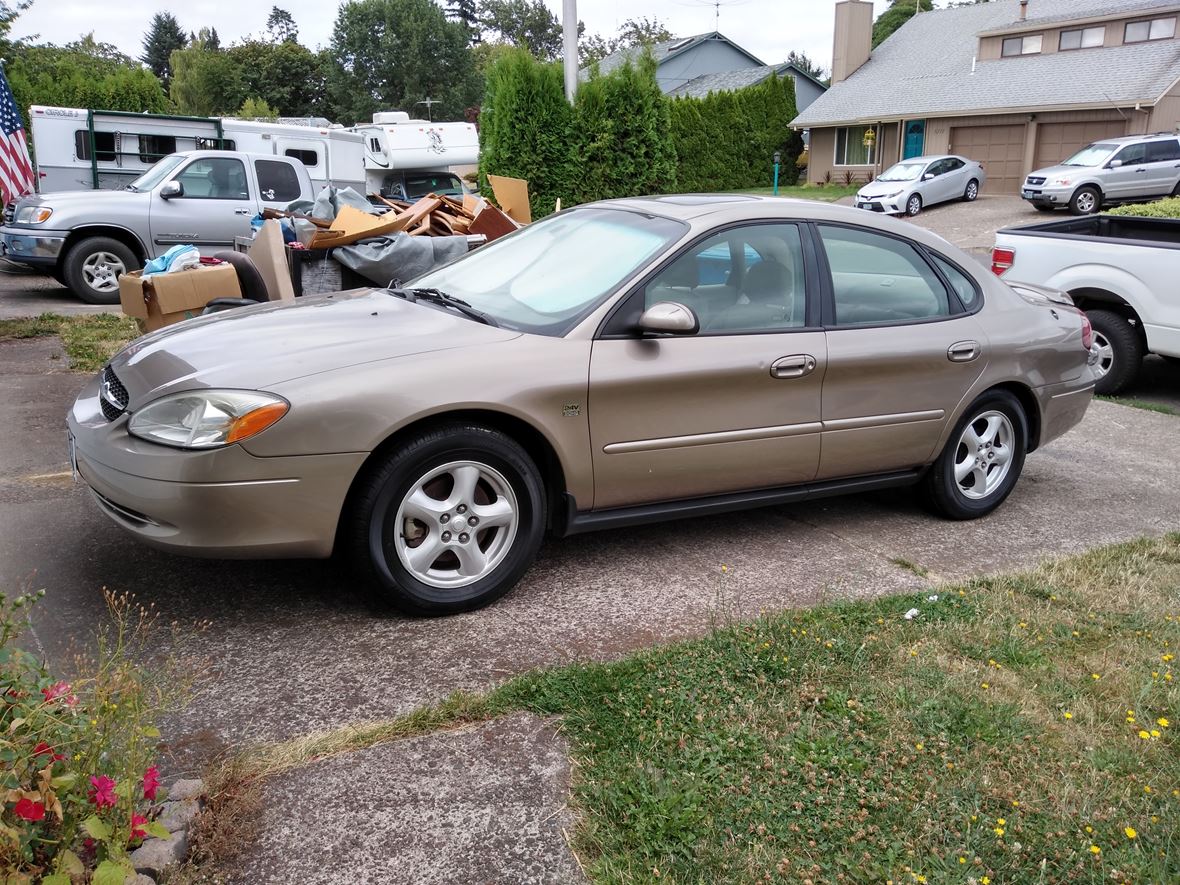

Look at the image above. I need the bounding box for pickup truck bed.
[993,214,1180,394]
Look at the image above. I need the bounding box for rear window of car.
[931,254,981,311]
[255,159,302,203]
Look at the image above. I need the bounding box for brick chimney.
[832,0,875,84]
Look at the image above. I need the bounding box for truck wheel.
[62,237,139,305]
[1088,309,1143,395]
[1069,186,1101,215]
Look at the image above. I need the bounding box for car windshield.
[876,161,927,182]
[410,207,686,336]
[404,172,463,198]
[126,154,187,192]
[1063,143,1117,167]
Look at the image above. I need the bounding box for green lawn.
[0,313,138,372]
[737,184,859,202]
[212,537,1180,885]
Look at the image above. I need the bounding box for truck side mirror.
[160,181,183,199]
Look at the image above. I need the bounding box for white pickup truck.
[992,214,1180,394]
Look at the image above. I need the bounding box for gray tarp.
[333,233,469,286]
[288,185,377,222]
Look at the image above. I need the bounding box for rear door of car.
[811,223,988,480]
[253,158,306,210]
[587,221,826,510]
[1142,138,1180,196]
[939,157,968,202]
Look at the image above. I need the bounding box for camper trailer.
[28,106,365,194]
[351,112,479,201]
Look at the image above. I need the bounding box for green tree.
[140,12,187,90]
[873,0,934,48]
[785,50,827,85]
[169,37,244,116]
[478,0,563,60]
[237,96,278,119]
[227,39,326,118]
[189,27,221,50]
[581,16,673,65]
[445,0,480,42]
[266,6,298,43]
[326,0,480,126]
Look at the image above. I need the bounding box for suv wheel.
[922,391,1027,520]
[1087,309,1144,395]
[1069,186,1101,215]
[345,423,546,615]
[62,237,140,305]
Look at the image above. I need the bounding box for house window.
[835,126,877,166]
[1125,17,1176,43]
[1059,26,1105,50]
[1001,34,1043,56]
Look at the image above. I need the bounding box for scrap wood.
[309,204,413,249]
[370,193,413,212]
[437,194,476,219]
[469,203,519,242]
[261,207,333,229]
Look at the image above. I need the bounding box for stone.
[129,829,189,876]
[125,876,156,885]
[165,778,203,802]
[159,798,200,832]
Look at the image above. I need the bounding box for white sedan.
[855,155,987,217]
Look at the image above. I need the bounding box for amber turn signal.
[226,402,289,443]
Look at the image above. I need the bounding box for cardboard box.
[249,219,296,302]
[119,264,242,332]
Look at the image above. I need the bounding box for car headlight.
[1053,178,1072,187]
[881,190,902,199]
[15,206,52,224]
[127,390,289,449]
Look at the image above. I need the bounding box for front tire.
[963,179,979,202]
[922,391,1027,520]
[905,193,923,217]
[62,237,139,305]
[345,423,545,616]
[1069,186,1101,216]
[1087,309,1144,395]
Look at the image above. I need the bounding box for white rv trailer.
[350,111,479,200]
[28,106,365,194]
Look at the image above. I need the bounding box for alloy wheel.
[1075,191,1097,214]
[953,410,1015,501]
[966,182,978,200]
[1091,331,1114,380]
[81,252,126,293]
[907,195,921,216]
[393,460,519,589]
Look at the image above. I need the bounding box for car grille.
[99,365,129,422]
[1026,176,1046,186]
[2,202,13,224]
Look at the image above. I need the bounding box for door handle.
[947,340,981,362]
[770,354,816,379]
[1135,168,1148,173]
[233,208,252,215]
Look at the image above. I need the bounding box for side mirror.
[638,301,699,336]
[1108,159,1123,169]
[922,173,935,181]
[159,181,183,199]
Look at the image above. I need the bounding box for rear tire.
[963,179,979,202]
[345,423,546,616]
[922,391,1027,520]
[62,237,139,305]
[1087,309,1144,395]
[905,193,923,217]
[1069,186,1101,216]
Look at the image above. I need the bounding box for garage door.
[1034,120,1128,171]
[949,124,1027,194]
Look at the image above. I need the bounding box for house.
[585,32,827,114]
[792,0,1180,193]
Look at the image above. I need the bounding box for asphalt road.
[4,335,1180,776]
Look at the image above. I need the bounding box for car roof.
[1093,133,1180,145]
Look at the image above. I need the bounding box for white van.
[350,111,479,200]
[28,106,366,195]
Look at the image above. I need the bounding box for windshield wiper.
[384,286,499,327]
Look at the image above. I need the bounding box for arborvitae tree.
[445,0,480,43]
[140,12,187,89]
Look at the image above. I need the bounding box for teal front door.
[903,120,926,159]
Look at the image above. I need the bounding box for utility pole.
[562,0,577,103]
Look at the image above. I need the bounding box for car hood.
[108,288,522,406]
[1027,164,1092,180]
[15,188,149,213]
[858,180,916,198]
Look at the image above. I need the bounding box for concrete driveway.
[4,336,1180,773]
[0,263,115,319]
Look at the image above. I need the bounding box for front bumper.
[1019,183,1073,206]
[68,372,368,559]
[855,194,905,214]
[0,225,68,265]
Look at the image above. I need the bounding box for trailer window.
[284,148,319,167]
[74,130,116,163]
[196,137,236,151]
[138,135,176,164]
[255,159,301,202]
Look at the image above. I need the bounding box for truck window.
[74,130,116,163]
[283,148,319,167]
[138,135,176,164]
[255,159,301,202]
[175,158,249,199]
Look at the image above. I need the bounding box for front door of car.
[588,223,826,510]
[150,156,256,253]
[1104,143,1150,198]
[813,223,988,479]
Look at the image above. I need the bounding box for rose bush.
[1,589,192,883]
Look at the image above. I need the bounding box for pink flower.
[130,812,148,842]
[88,775,117,808]
[32,741,65,762]
[13,797,46,821]
[41,681,77,707]
[142,766,160,801]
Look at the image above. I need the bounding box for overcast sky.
[12,0,910,73]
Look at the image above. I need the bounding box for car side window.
[946,158,965,172]
[1114,143,1147,166]
[255,160,302,203]
[1146,139,1180,163]
[931,254,980,311]
[174,158,249,200]
[643,224,807,334]
[818,225,953,327]
[925,161,944,177]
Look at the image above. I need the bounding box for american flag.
[0,67,33,205]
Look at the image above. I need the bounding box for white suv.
[1020,133,1180,215]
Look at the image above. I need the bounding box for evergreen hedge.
[1106,197,1180,219]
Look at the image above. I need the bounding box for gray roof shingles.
[668,64,787,99]
[792,0,1180,127]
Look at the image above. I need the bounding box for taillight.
[991,247,1015,276]
[1079,311,1093,350]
